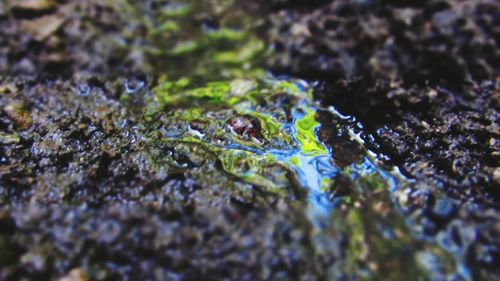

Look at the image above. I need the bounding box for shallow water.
[146,74,467,280]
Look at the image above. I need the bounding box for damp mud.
[1,75,458,281]
[0,0,499,281]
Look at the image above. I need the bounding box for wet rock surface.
[0,0,499,280]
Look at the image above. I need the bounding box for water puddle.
[112,0,472,279]
[152,77,396,204]
[150,77,340,201]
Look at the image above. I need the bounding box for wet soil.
[1,76,448,281]
[266,0,500,198]
[265,1,500,279]
[266,0,500,84]
[0,0,499,280]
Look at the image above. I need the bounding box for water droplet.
[188,125,205,139]
[76,83,91,96]
[124,79,145,94]
[432,198,457,221]
[0,156,9,164]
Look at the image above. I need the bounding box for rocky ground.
[0,0,499,280]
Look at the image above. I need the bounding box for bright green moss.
[149,77,316,194]
[154,79,232,108]
[168,41,201,56]
[295,110,328,156]
[206,28,247,42]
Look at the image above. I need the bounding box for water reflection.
[149,74,468,280]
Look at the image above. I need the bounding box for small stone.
[58,269,87,281]
[432,10,458,33]
[4,102,32,129]
[15,58,36,73]
[427,89,438,99]
[0,82,18,94]
[10,0,57,12]
[124,78,146,94]
[228,115,264,143]
[20,253,45,271]
[21,14,65,41]
[40,51,68,64]
[0,156,9,165]
[493,167,500,184]
[291,23,310,37]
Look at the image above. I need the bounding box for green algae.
[295,110,328,156]
[320,170,459,281]
[149,76,378,207]
[149,77,305,194]
[155,78,231,108]
[144,73,462,279]
[160,3,192,17]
